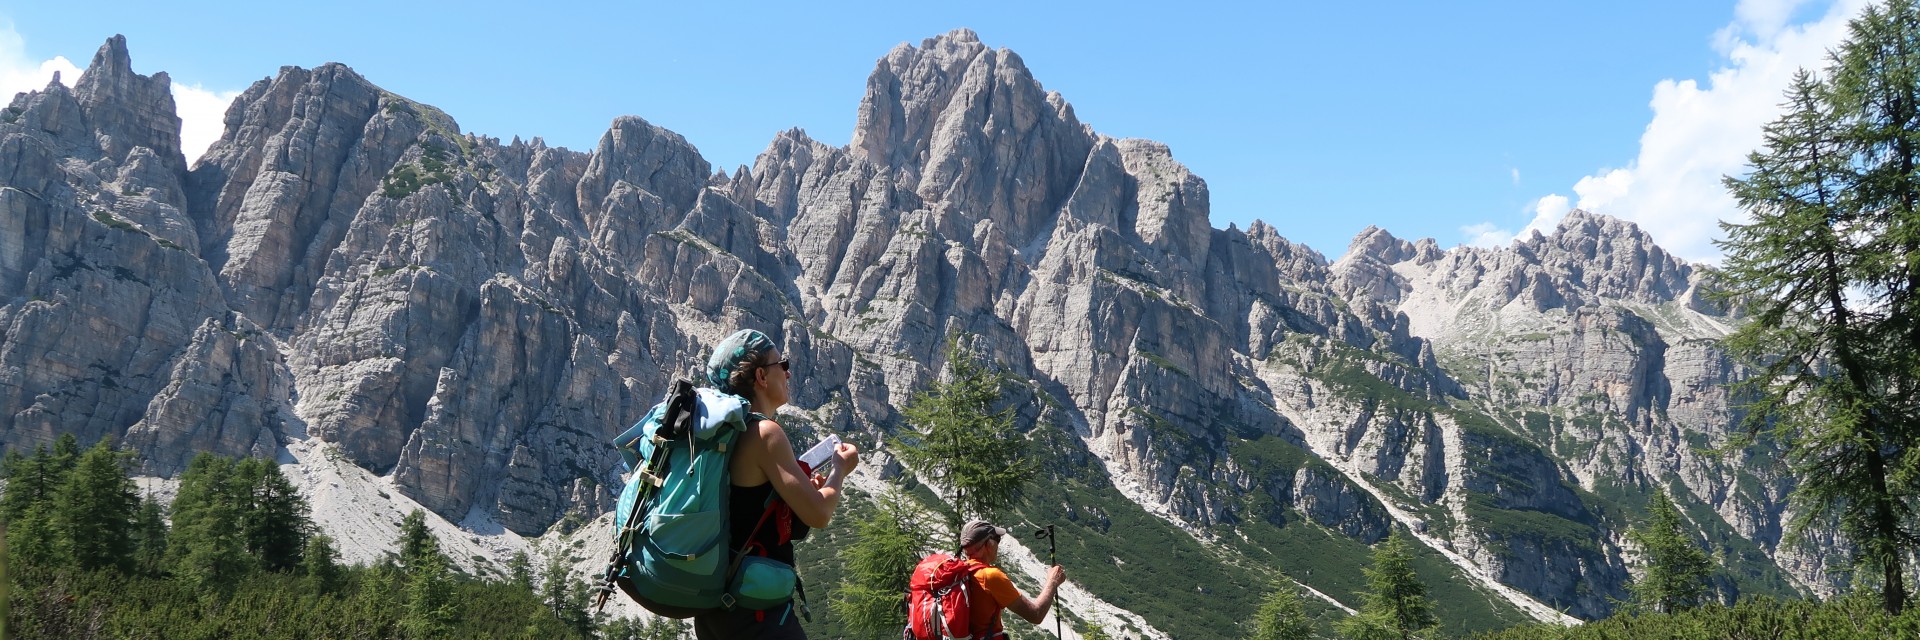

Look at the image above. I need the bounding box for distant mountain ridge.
[0,30,1815,636]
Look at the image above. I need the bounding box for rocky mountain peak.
[928,27,981,46]
[851,29,990,169]
[1518,209,1694,304]
[850,27,1095,248]
[72,35,184,172]
[578,114,711,217]
[1344,225,1414,263]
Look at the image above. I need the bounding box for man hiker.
[959,519,1067,636]
[694,329,861,639]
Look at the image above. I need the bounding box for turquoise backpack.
[592,379,802,619]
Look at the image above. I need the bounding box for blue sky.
[0,1,1869,262]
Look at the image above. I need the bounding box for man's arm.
[1004,565,1066,625]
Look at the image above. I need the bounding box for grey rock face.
[0,38,273,471]
[3,33,1811,625]
[1331,213,1814,601]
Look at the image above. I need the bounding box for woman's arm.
[748,420,856,528]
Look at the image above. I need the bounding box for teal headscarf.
[706,329,777,393]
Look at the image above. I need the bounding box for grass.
[1463,492,1601,556]
[1134,349,1189,377]
[1008,445,1270,639]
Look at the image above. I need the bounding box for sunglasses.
[764,356,790,373]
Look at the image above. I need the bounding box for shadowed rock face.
[1,31,1813,621]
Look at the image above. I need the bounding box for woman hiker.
[694,329,860,639]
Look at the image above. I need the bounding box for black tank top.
[727,414,810,565]
[727,482,804,565]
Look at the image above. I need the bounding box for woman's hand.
[832,442,860,477]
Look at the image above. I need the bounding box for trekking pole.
[1032,524,1058,639]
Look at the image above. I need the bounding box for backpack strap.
[722,491,789,608]
[793,575,811,622]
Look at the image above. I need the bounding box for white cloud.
[1525,194,1572,237]
[173,83,239,165]
[1510,167,1521,186]
[1463,194,1569,248]
[1,21,237,165]
[1464,0,1871,263]
[0,21,81,100]
[1461,222,1511,248]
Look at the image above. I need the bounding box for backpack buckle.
[640,472,664,487]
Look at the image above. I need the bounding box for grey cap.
[960,520,1008,548]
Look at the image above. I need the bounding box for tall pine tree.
[394,509,458,638]
[233,457,311,572]
[2,447,61,523]
[507,550,534,591]
[168,453,253,592]
[831,495,931,635]
[1250,582,1314,640]
[1627,489,1715,614]
[896,336,1036,541]
[1718,0,1920,611]
[541,549,596,637]
[1338,531,1436,640]
[53,439,139,573]
[2,445,67,567]
[133,495,168,577]
[397,509,437,571]
[303,533,342,594]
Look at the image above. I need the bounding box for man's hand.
[1010,565,1067,625]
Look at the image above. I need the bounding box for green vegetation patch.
[1464,491,1601,555]
[1134,349,1189,377]
[1223,512,1531,635]
[1474,595,1920,640]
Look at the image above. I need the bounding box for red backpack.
[904,553,998,639]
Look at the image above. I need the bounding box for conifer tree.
[397,509,438,572]
[1717,0,1920,612]
[402,546,458,639]
[2,446,66,567]
[831,495,930,635]
[169,453,252,592]
[233,457,311,572]
[5,501,58,568]
[1250,582,1314,640]
[507,550,534,591]
[303,533,342,594]
[53,439,139,573]
[1,447,59,523]
[50,433,80,472]
[1338,531,1435,640]
[389,509,457,637]
[542,549,595,636]
[1627,490,1715,614]
[896,336,1036,540]
[133,495,168,577]
[3,445,74,520]
[604,616,692,640]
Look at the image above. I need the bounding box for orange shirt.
[967,566,1023,637]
